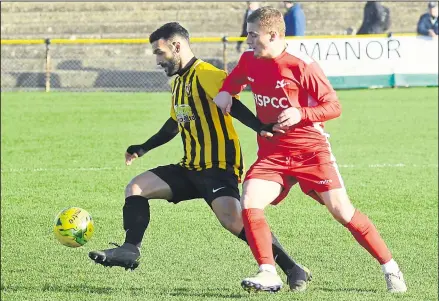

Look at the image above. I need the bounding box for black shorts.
[149,164,240,205]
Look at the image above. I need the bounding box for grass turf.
[1,88,438,301]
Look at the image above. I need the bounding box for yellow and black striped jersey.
[170,58,243,179]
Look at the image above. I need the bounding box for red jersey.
[220,44,342,157]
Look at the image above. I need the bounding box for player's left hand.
[276,107,302,130]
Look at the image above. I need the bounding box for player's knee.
[240,194,254,209]
[240,196,265,210]
[218,211,243,235]
[326,197,355,224]
[125,180,145,198]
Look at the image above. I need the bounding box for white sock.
[259,264,277,274]
[381,259,400,274]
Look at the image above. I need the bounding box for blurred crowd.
[237,1,438,51]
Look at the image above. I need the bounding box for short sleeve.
[197,67,240,100]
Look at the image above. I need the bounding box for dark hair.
[149,22,190,44]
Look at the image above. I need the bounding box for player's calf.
[317,189,407,293]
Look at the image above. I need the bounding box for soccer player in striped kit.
[89,22,312,291]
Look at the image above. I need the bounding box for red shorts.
[244,150,345,205]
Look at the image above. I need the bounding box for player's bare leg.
[239,179,310,293]
[89,171,173,270]
[316,188,407,293]
[211,196,245,235]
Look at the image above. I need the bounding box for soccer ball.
[53,207,94,248]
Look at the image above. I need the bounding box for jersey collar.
[177,57,198,76]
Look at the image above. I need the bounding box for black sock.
[238,229,298,275]
[270,233,298,275]
[123,195,150,248]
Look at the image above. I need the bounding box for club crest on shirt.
[275,79,290,89]
[175,104,197,123]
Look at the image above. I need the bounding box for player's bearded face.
[162,51,180,77]
[246,22,272,58]
[152,40,181,77]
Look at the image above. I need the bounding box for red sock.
[242,208,275,266]
[345,210,392,264]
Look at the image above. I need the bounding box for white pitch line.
[1,167,129,173]
[0,163,437,173]
[339,163,438,168]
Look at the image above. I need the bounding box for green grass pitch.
[1,88,438,301]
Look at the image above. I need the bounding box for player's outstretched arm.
[125,117,179,166]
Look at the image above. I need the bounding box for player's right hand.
[259,130,274,138]
[125,145,145,166]
[259,123,285,138]
[276,107,302,129]
[213,91,233,115]
[125,152,138,166]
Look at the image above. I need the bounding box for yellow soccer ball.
[53,207,94,247]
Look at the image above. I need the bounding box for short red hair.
[247,6,286,37]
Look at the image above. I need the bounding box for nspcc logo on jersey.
[175,104,197,123]
[253,94,289,109]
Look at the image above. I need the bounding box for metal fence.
[1,37,245,92]
[3,34,416,92]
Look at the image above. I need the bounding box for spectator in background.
[283,1,306,36]
[417,2,438,37]
[357,1,391,34]
[345,27,357,35]
[237,2,260,52]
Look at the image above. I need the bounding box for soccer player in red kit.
[213,6,407,294]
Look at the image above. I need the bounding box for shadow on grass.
[315,286,379,294]
[41,283,143,295]
[3,283,383,298]
[38,283,246,298]
[163,287,245,299]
